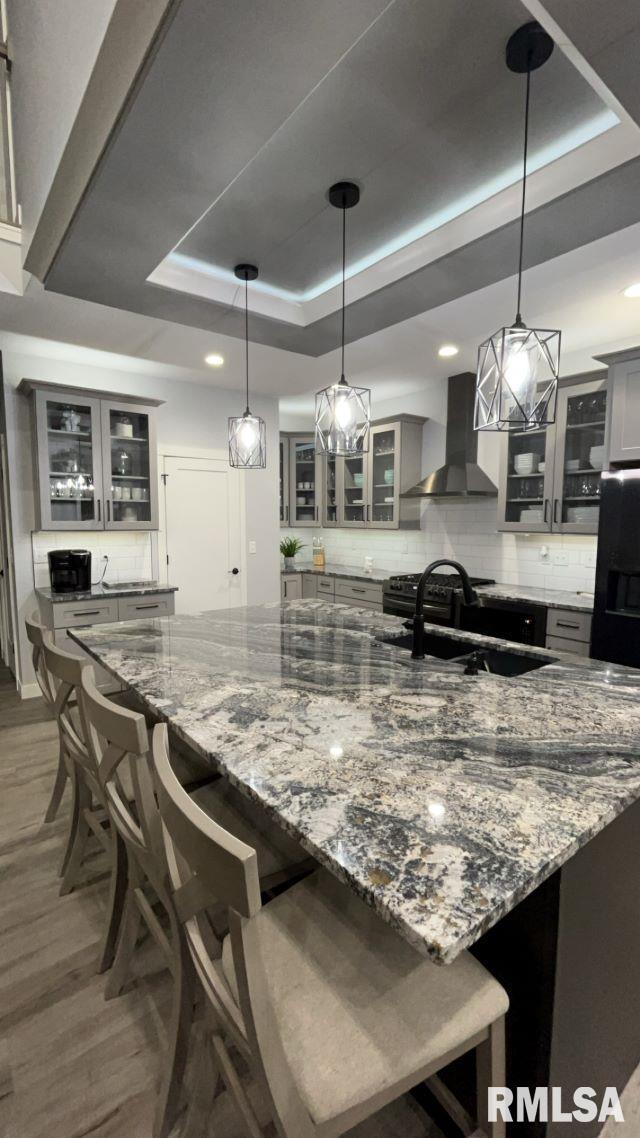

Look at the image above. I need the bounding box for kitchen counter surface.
[70,600,639,965]
[475,582,594,612]
[37,582,178,604]
[282,564,594,611]
[282,562,388,584]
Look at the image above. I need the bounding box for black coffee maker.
[48,549,92,594]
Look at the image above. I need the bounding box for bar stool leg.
[98,832,128,974]
[476,1016,506,1138]
[44,739,68,823]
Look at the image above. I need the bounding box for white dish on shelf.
[565,459,581,471]
[520,508,543,522]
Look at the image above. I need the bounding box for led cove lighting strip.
[167,109,619,304]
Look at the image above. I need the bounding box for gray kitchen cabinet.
[497,374,607,536]
[301,573,318,598]
[37,588,175,690]
[285,434,321,528]
[279,436,290,526]
[281,573,302,600]
[601,350,640,465]
[546,608,592,658]
[101,399,159,530]
[280,416,424,532]
[20,380,162,532]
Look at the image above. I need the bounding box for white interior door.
[163,455,244,615]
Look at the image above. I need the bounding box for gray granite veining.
[282,562,388,584]
[37,583,178,604]
[70,601,640,964]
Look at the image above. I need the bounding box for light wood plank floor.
[0,664,443,1138]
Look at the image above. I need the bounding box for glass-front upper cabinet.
[497,422,555,533]
[102,401,158,530]
[289,436,318,526]
[34,390,104,530]
[498,375,608,534]
[367,424,398,528]
[339,443,368,527]
[279,437,289,526]
[322,453,338,527]
[552,379,607,534]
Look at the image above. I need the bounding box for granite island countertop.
[37,582,178,604]
[283,563,594,611]
[69,600,639,964]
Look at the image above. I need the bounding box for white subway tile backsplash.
[285,498,597,591]
[32,530,154,588]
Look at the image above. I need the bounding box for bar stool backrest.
[25,613,55,708]
[152,722,314,1138]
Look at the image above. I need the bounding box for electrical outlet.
[248,541,257,554]
[552,551,569,566]
[583,551,597,568]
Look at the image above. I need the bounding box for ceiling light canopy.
[438,344,459,358]
[205,352,224,367]
[315,182,370,457]
[228,264,266,469]
[475,22,560,433]
[623,283,640,298]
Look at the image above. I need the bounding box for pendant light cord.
[244,275,250,415]
[340,200,346,381]
[515,65,531,325]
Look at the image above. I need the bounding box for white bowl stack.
[589,445,605,470]
[513,452,538,475]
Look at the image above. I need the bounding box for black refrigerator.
[591,469,640,666]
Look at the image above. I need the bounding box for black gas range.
[383,572,496,625]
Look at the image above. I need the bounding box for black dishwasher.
[457,596,547,646]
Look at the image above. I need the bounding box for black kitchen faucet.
[412,559,480,659]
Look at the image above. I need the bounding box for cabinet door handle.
[73,609,101,617]
[228,568,239,575]
[556,620,580,630]
[351,587,366,594]
[97,499,101,522]
[553,498,559,524]
[315,506,318,522]
[135,603,159,610]
[366,504,370,522]
[286,505,289,522]
[543,499,549,524]
[106,500,111,523]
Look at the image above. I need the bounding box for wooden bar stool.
[79,672,312,1138]
[153,721,509,1138]
[25,613,69,825]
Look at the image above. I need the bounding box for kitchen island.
[70,601,640,1137]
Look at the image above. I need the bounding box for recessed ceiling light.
[205,352,224,367]
[622,283,640,298]
[438,344,459,358]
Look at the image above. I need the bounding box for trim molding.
[19,681,40,700]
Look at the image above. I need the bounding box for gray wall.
[8,0,116,254]
[2,345,280,692]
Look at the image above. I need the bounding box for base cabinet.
[281,574,302,601]
[37,591,175,690]
[545,608,592,658]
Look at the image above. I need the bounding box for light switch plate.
[552,551,569,566]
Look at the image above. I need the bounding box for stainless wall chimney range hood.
[401,373,498,499]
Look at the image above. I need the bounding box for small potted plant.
[280,536,304,572]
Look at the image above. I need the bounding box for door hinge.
[161,473,168,484]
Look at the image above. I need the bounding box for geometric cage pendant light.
[475,21,561,433]
[315,181,371,456]
[228,263,267,468]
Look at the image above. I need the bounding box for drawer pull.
[135,603,160,610]
[556,620,580,630]
[73,609,101,617]
[350,587,366,594]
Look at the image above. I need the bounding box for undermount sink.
[379,631,557,676]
